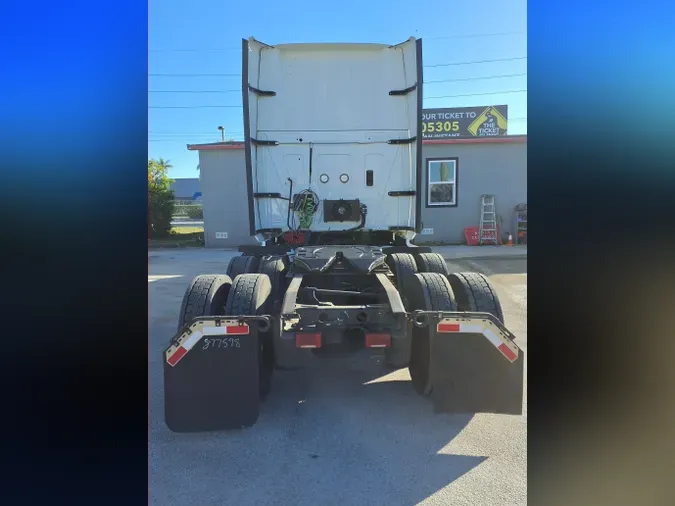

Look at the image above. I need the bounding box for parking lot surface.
[149,249,527,506]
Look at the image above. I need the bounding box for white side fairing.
[243,38,422,241]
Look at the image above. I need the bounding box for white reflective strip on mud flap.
[483,327,519,362]
[437,318,519,363]
[459,324,483,334]
[182,330,203,351]
[202,326,233,336]
[481,327,502,348]
[167,322,252,366]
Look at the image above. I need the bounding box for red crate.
[464,225,502,246]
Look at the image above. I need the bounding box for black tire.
[386,253,418,308]
[257,256,288,312]
[446,272,505,324]
[226,255,260,280]
[177,275,233,332]
[406,273,457,396]
[414,252,450,276]
[224,274,273,398]
[257,256,289,370]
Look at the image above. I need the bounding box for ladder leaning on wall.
[479,194,499,245]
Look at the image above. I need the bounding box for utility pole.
[217,126,224,142]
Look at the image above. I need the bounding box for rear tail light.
[365,333,391,348]
[296,333,321,349]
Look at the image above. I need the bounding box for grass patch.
[171,226,204,235]
[150,227,205,248]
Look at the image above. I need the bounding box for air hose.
[294,190,319,230]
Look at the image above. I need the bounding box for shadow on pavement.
[148,250,515,505]
[445,256,527,276]
[150,353,486,506]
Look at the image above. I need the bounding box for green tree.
[148,157,173,191]
[148,158,175,238]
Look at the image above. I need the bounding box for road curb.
[149,244,204,250]
[442,254,527,261]
[147,248,526,260]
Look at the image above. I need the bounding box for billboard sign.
[421,105,508,140]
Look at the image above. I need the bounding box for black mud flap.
[416,311,525,415]
[163,316,270,432]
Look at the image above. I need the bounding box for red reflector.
[365,333,391,348]
[437,323,460,333]
[296,333,321,348]
[497,343,518,362]
[226,325,249,335]
[167,346,188,367]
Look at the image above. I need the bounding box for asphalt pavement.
[149,249,527,506]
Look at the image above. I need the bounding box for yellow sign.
[421,106,509,139]
[467,107,508,137]
[422,120,460,135]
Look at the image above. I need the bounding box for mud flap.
[163,316,269,432]
[417,312,524,415]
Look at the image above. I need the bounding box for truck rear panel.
[242,38,423,240]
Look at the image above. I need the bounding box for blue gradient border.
[1,1,149,504]
[1,0,674,504]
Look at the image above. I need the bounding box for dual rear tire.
[385,252,450,297]
[178,253,504,401]
[226,254,259,279]
[386,252,506,398]
[177,267,274,399]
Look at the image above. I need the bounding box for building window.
[427,158,458,207]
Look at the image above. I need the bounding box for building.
[169,177,201,201]
[184,135,526,248]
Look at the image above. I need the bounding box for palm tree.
[157,157,173,171]
[148,157,174,190]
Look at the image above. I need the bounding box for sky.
[149,0,527,179]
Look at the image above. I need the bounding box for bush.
[148,157,176,238]
[149,190,175,237]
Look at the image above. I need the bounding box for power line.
[150,90,241,93]
[149,73,240,77]
[148,73,528,93]
[149,135,242,138]
[425,89,527,99]
[150,48,240,53]
[150,105,243,109]
[425,56,527,68]
[149,132,242,135]
[149,88,527,109]
[149,56,527,77]
[149,31,526,52]
[150,137,241,139]
[149,118,527,139]
[424,72,527,84]
[426,30,525,41]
